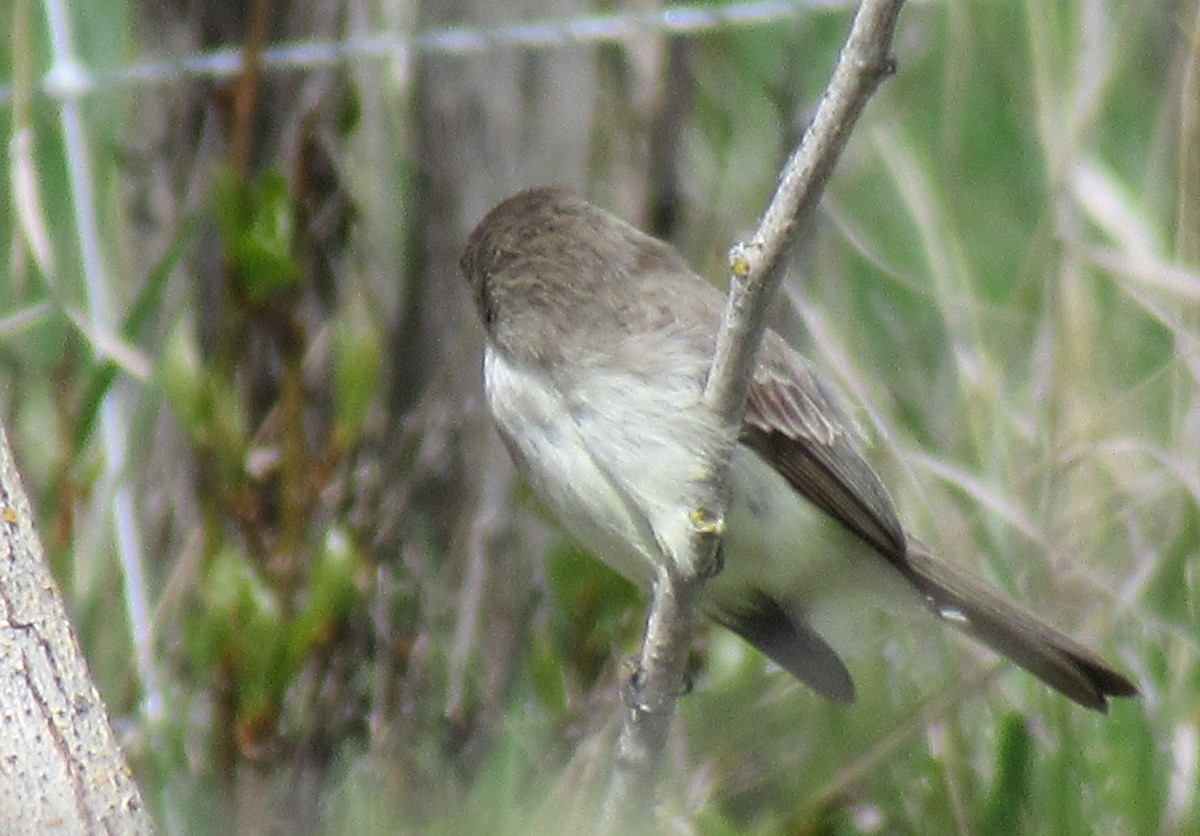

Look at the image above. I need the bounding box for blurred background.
[1,0,1194,832]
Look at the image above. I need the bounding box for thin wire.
[0,0,856,105]
[40,0,163,724]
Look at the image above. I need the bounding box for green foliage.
[73,214,199,454]
[158,316,249,476]
[544,542,640,688]
[158,318,208,440]
[288,525,366,660]
[193,544,289,719]
[212,166,301,300]
[332,289,383,447]
[185,528,367,746]
[984,714,1032,835]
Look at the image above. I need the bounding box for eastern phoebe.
[460,186,1137,711]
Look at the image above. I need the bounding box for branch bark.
[0,425,156,833]
[603,0,907,825]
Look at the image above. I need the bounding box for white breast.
[483,345,721,586]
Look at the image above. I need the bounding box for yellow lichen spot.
[689,507,725,537]
[2,506,16,525]
[729,251,751,278]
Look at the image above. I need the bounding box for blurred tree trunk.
[0,426,156,833]
[367,0,600,774]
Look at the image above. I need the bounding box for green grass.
[1,0,1194,833]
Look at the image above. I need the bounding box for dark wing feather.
[714,592,856,704]
[742,335,907,565]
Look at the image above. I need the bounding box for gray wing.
[741,334,907,565]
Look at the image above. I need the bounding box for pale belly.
[483,346,712,586]
[483,345,924,657]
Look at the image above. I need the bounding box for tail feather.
[904,542,1138,712]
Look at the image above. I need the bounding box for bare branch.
[603,0,907,825]
[708,0,905,423]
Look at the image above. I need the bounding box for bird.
[459,186,1138,711]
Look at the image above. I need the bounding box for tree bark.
[0,426,155,834]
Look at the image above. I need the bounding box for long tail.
[904,541,1138,712]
